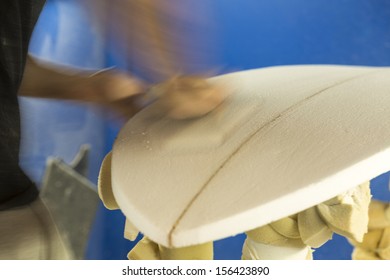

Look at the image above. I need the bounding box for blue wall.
[212,0,390,70]
[26,0,390,260]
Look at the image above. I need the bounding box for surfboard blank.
[111,65,390,248]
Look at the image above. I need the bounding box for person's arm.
[19,55,147,119]
[20,55,228,120]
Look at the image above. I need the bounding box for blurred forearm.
[19,55,148,120]
[19,55,146,102]
[19,55,91,100]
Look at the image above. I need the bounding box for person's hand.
[86,69,147,120]
[90,73,229,121]
[149,75,228,119]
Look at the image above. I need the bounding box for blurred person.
[0,0,225,259]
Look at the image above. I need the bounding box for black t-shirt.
[0,0,46,210]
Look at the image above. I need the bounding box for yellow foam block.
[352,247,380,260]
[270,216,301,239]
[246,224,288,246]
[368,200,390,229]
[298,207,333,248]
[349,229,383,251]
[97,152,119,210]
[317,183,371,242]
[242,238,311,260]
[158,242,213,260]
[385,205,390,222]
[128,237,160,260]
[377,227,390,260]
[128,236,213,260]
[124,219,139,241]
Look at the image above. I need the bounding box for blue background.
[23,0,390,260]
